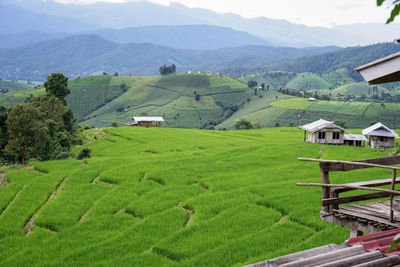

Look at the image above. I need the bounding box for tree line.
[0,73,78,164]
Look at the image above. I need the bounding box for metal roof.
[132,117,164,122]
[247,228,400,267]
[353,51,400,85]
[344,134,368,141]
[362,122,399,138]
[299,119,348,133]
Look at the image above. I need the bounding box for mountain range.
[1,0,400,48]
[0,34,340,80]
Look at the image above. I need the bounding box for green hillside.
[1,74,400,130]
[285,73,332,91]
[72,73,253,128]
[0,80,35,91]
[0,126,393,266]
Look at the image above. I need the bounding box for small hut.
[299,119,348,144]
[362,122,399,149]
[344,134,368,147]
[130,117,164,128]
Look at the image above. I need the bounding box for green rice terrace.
[0,126,396,266]
[1,73,400,130]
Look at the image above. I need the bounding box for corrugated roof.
[362,122,399,138]
[354,51,400,72]
[132,116,164,122]
[247,228,400,267]
[299,119,348,133]
[344,134,368,141]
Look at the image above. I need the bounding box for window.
[318,132,326,139]
[332,132,340,140]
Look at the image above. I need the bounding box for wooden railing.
[297,156,400,222]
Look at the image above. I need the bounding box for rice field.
[0,126,391,266]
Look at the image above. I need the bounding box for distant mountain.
[0,31,67,49]
[0,25,272,50]
[88,25,272,50]
[0,34,340,80]
[0,5,100,34]
[270,43,400,76]
[4,0,400,47]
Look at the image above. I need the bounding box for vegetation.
[159,64,177,75]
[44,73,70,104]
[0,73,77,164]
[0,126,393,266]
[234,118,254,129]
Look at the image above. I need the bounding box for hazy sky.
[54,0,394,27]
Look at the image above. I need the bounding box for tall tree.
[44,72,70,104]
[5,104,49,164]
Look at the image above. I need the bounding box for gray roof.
[353,51,400,85]
[132,116,164,122]
[246,243,400,267]
[362,122,399,138]
[344,134,368,141]
[299,119,348,133]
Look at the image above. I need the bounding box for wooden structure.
[299,119,348,145]
[131,117,164,127]
[354,51,400,85]
[297,156,400,237]
[344,134,368,147]
[362,122,399,149]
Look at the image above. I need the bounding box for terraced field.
[0,127,393,266]
[1,74,400,130]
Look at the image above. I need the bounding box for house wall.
[310,130,344,144]
[369,136,395,149]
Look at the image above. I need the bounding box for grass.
[286,73,332,91]
[0,126,392,266]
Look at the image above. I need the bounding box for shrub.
[77,148,91,160]
[234,119,253,130]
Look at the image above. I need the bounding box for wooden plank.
[332,178,400,194]
[340,204,397,222]
[332,209,400,228]
[298,157,400,171]
[296,183,400,195]
[339,202,400,223]
[321,192,391,206]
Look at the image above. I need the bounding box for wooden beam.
[298,156,400,171]
[321,192,391,206]
[332,178,400,194]
[296,183,400,195]
[320,166,331,212]
[391,169,397,222]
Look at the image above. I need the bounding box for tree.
[234,119,253,130]
[44,72,70,104]
[6,104,49,164]
[334,120,347,129]
[247,80,257,88]
[0,106,10,161]
[159,64,176,75]
[377,0,400,23]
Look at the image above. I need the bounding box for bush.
[77,148,91,160]
[111,122,118,128]
[234,119,253,130]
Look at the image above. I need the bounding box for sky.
[54,0,395,27]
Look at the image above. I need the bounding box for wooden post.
[304,130,307,142]
[390,169,397,222]
[320,164,331,212]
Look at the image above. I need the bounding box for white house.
[362,122,399,149]
[299,119,348,144]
